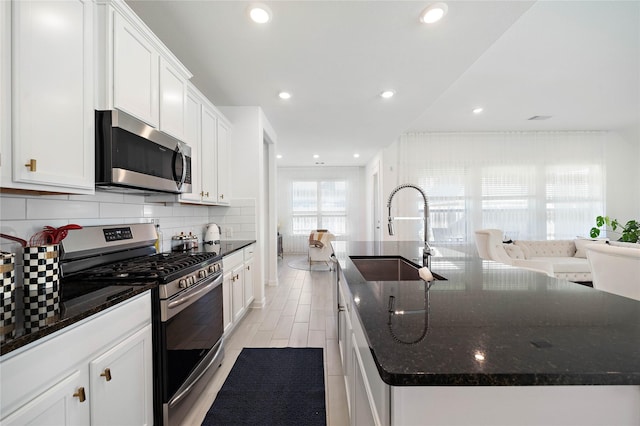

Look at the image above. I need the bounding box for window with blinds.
[291,180,346,235]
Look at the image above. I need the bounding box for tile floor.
[181,254,350,425]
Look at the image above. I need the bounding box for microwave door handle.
[174,144,187,189]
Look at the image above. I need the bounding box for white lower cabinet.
[231,263,244,323]
[0,292,153,426]
[89,324,153,426]
[243,245,255,308]
[222,251,243,334]
[222,244,256,335]
[351,333,377,426]
[1,369,89,426]
[336,267,387,426]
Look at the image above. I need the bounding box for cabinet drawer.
[223,251,243,270]
[243,244,255,261]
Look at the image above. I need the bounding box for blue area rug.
[201,347,326,426]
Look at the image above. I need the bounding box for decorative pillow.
[503,244,525,259]
[513,241,531,259]
[574,238,607,258]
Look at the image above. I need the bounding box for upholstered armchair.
[587,244,640,301]
[308,230,335,269]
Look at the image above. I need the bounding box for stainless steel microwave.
[95,110,192,194]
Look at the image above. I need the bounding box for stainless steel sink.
[350,256,446,281]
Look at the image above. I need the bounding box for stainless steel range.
[60,223,224,426]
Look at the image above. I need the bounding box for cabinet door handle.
[73,387,86,402]
[246,265,250,271]
[220,194,224,200]
[100,368,112,382]
[205,192,210,197]
[24,159,36,172]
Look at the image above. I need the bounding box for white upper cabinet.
[112,10,159,127]
[201,103,219,204]
[163,82,231,206]
[2,0,95,194]
[159,57,187,140]
[216,119,230,205]
[181,87,203,203]
[96,0,191,138]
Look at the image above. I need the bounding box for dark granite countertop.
[0,240,256,356]
[0,282,155,356]
[334,241,640,387]
[218,240,256,257]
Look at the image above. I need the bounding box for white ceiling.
[126,1,640,167]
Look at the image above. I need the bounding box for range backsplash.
[0,191,256,285]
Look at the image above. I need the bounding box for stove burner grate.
[71,252,220,282]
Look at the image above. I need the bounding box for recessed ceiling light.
[472,107,484,114]
[420,3,448,24]
[276,154,282,159]
[313,154,319,159]
[278,91,291,100]
[353,153,360,158]
[380,90,395,99]
[248,3,272,24]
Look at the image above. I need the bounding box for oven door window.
[163,281,223,399]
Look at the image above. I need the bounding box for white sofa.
[474,229,605,282]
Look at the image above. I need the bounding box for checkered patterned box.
[23,245,60,332]
[23,244,59,288]
[23,285,60,333]
[1,252,16,341]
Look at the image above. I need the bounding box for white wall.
[219,106,277,305]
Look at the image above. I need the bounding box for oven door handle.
[167,273,222,311]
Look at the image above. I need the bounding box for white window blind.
[398,131,606,241]
[292,180,346,236]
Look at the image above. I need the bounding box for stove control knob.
[198,270,206,279]
[208,265,216,273]
[179,279,187,288]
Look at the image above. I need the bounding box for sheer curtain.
[278,167,365,253]
[396,131,606,241]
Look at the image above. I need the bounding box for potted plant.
[590,215,639,243]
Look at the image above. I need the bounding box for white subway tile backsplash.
[0,197,26,220]
[123,194,148,204]
[26,198,99,220]
[143,204,174,218]
[241,207,256,216]
[69,192,124,203]
[0,194,257,259]
[100,202,144,218]
[231,199,255,207]
[225,207,243,216]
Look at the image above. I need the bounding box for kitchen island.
[333,241,640,426]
